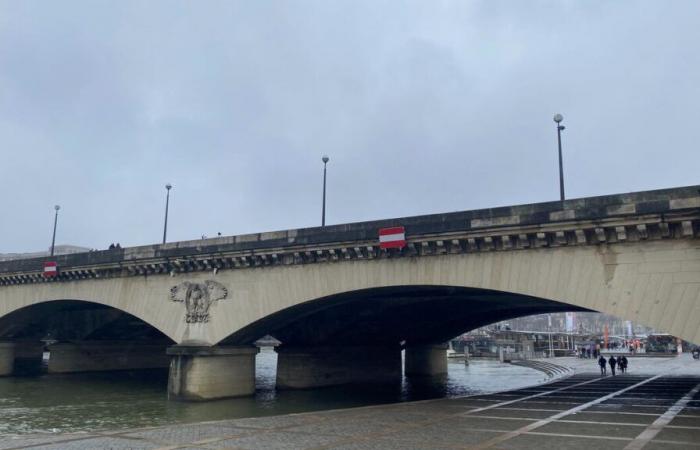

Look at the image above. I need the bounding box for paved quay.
[4,355,700,450]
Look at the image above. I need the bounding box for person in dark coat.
[598,355,607,375]
[608,355,617,376]
[619,355,628,373]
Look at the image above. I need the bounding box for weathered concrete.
[13,341,44,374]
[405,344,448,376]
[1,237,700,348]
[0,185,698,351]
[167,345,258,401]
[275,345,402,389]
[0,342,15,375]
[47,341,169,373]
[4,184,698,274]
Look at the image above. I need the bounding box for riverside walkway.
[3,355,700,450]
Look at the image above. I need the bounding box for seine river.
[0,348,546,435]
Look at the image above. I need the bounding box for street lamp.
[321,155,329,226]
[162,183,172,244]
[553,114,566,202]
[50,205,60,257]
[548,313,554,358]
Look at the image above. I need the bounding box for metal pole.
[322,163,327,226]
[163,184,172,244]
[548,314,554,358]
[557,124,565,202]
[50,205,60,257]
[549,332,554,358]
[321,156,329,226]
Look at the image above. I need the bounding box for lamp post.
[50,205,60,257]
[548,314,554,358]
[162,183,172,244]
[321,155,329,226]
[553,114,566,202]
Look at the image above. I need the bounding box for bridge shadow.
[219,285,591,347]
[0,300,174,375]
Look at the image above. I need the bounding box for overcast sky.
[1,1,698,253]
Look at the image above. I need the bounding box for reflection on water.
[0,347,546,435]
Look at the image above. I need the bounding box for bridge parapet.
[1,185,698,286]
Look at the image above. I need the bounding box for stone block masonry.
[275,345,402,389]
[47,341,170,373]
[167,345,259,401]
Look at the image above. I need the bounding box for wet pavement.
[3,355,700,449]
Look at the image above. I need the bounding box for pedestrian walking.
[608,355,617,376]
[620,355,628,373]
[598,355,607,375]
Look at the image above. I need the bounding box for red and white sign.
[379,226,406,249]
[43,261,58,278]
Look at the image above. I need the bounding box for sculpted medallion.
[170,280,228,323]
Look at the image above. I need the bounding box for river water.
[0,348,546,435]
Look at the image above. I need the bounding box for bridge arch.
[205,238,700,347]
[219,285,590,347]
[0,278,192,344]
[0,299,175,343]
[0,299,175,375]
[1,237,697,348]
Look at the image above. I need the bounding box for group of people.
[598,355,628,376]
[578,347,599,359]
[108,243,122,250]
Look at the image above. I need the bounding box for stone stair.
[509,359,573,379]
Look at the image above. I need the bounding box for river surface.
[0,348,546,435]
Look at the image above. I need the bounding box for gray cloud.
[1,0,698,253]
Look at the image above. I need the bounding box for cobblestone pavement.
[4,355,700,449]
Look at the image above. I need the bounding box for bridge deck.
[5,357,700,449]
[2,184,699,285]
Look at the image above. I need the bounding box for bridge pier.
[167,345,259,401]
[404,344,448,377]
[0,342,15,376]
[275,345,402,389]
[14,341,44,374]
[47,341,170,373]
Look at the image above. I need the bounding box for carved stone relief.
[170,280,228,323]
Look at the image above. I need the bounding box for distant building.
[453,329,578,357]
[483,312,655,337]
[0,245,91,261]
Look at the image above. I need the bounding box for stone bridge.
[0,185,699,400]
